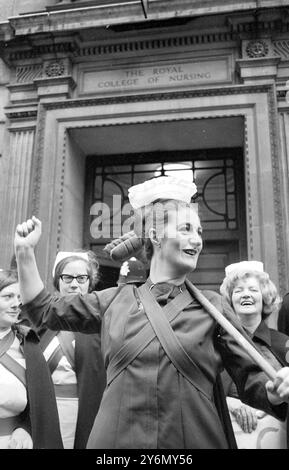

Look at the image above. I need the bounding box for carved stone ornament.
[246,40,269,58]
[45,61,65,77]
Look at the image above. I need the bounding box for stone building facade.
[0,1,288,312]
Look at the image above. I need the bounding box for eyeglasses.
[60,274,89,284]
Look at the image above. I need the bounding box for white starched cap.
[52,251,89,277]
[128,176,197,209]
[225,260,264,277]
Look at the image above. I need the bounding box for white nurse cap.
[225,260,264,277]
[52,251,89,277]
[128,176,197,209]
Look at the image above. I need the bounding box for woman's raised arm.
[14,216,44,304]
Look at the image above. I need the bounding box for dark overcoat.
[14,324,63,449]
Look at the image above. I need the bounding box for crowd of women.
[1,174,289,449]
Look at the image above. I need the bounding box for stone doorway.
[20,85,285,300]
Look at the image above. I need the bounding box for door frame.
[26,84,286,294]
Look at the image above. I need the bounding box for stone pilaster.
[0,119,36,267]
[278,110,289,292]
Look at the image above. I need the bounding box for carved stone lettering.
[82,58,230,94]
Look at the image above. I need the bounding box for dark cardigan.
[15,324,63,449]
[277,293,289,336]
[73,331,106,448]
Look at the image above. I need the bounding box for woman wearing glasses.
[35,251,106,449]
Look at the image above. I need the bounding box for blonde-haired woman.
[220,261,288,449]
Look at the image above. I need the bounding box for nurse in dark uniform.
[14,176,289,449]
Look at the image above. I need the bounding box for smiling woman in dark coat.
[220,261,289,449]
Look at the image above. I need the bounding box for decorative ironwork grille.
[85,149,245,264]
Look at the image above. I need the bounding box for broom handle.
[189,283,277,382]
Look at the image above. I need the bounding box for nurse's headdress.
[52,251,89,278]
[128,176,197,209]
[224,260,264,277]
[104,176,198,263]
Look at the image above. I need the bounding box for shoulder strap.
[40,330,75,373]
[57,331,75,370]
[137,283,212,399]
[107,287,192,386]
[39,329,59,351]
[40,329,65,374]
[0,330,15,358]
[107,285,211,400]
[0,353,26,386]
[47,345,64,375]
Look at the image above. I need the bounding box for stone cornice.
[3,32,236,64]
[6,83,36,92]
[3,1,289,38]
[5,104,38,120]
[0,6,289,64]
[34,75,76,88]
[5,33,289,65]
[7,41,78,62]
[41,83,273,111]
[236,57,281,68]
[228,8,289,34]
[77,31,235,58]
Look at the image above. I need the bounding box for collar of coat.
[249,320,272,347]
[13,322,40,342]
[248,320,289,367]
